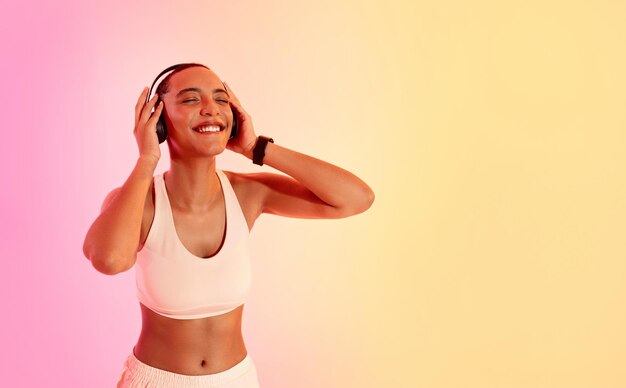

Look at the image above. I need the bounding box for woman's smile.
[193,125,224,134]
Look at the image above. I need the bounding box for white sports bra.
[135,170,252,320]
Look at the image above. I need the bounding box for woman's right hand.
[134,87,164,163]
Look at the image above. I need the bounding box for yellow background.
[275,1,626,386]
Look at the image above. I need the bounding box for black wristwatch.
[252,136,274,166]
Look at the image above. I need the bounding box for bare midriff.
[133,302,247,376]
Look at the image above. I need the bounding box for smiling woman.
[82,62,375,387]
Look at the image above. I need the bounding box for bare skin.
[133,170,257,375]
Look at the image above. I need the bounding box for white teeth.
[196,125,221,133]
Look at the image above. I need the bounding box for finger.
[135,87,149,126]
[139,93,160,124]
[229,100,240,116]
[224,82,240,102]
[146,101,164,128]
[229,99,248,118]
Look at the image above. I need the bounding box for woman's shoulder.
[221,170,257,192]
[221,169,276,192]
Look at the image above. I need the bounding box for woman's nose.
[200,99,220,116]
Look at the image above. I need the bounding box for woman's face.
[162,66,233,157]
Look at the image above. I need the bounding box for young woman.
[83,63,374,387]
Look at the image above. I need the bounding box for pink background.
[2,1,626,387]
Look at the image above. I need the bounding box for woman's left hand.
[224,82,258,156]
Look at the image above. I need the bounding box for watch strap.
[252,136,274,166]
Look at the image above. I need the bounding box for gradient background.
[1,1,625,387]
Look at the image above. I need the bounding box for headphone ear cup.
[156,114,167,144]
[229,109,238,140]
[155,98,167,144]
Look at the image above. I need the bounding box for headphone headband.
[147,63,189,103]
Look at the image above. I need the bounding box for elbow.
[366,187,375,209]
[91,256,134,276]
[91,258,120,276]
[341,187,375,217]
[84,244,133,276]
[357,187,375,214]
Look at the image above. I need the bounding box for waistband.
[126,348,254,386]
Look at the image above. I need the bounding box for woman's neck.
[164,157,221,212]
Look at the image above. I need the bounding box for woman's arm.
[241,142,375,219]
[83,88,164,275]
[82,156,157,275]
[224,82,374,220]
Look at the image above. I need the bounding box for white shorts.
[116,350,260,388]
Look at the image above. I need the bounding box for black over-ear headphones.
[146,63,239,144]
